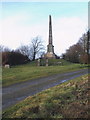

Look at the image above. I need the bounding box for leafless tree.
[16,45,30,58]
[78,30,90,55]
[31,36,45,61]
[0,45,11,52]
[65,43,84,63]
[17,36,45,61]
[64,30,90,64]
[0,45,4,52]
[78,30,90,63]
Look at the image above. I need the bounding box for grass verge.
[2,63,88,87]
[2,74,89,118]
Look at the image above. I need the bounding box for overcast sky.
[0,1,88,55]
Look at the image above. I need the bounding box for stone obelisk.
[45,15,55,59]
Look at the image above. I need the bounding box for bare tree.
[0,45,10,52]
[64,43,84,63]
[64,30,90,64]
[78,30,90,63]
[16,45,31,59]
[87,30,90,55]
[31,36,45,61]
[17,36,45,61]
[78,30,90,55]
[0,45,4,52]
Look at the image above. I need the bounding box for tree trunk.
[32,52,36,61]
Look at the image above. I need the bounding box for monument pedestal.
[45,52,55,59]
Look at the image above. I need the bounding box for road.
[2,69,88,110]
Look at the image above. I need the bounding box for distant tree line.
[1,31,90,66]
[2,51,29,66]
[1,36,45,66]
[62,30,90,64]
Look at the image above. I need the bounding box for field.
[2,74,89,118]
[2,59,88,87]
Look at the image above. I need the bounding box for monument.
[45,15,56,59]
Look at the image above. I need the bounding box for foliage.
[2,51,30,66]
[63,30,90,64]
[2,74,89,118]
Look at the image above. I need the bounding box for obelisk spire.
[49,15,53,45]
[45,15,55,59]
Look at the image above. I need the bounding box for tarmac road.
[2,69,88,110]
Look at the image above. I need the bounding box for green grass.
[2,74,89,118]
[40,58,71,66]
[2,59,88,87]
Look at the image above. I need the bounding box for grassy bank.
[2,74,89,118]
[2,62,87,87]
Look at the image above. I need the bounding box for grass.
[2,74,89,118]
[2,60,88,87]
[40,58,71,66]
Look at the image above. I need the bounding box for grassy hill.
[40,58,71,66]
[11,58,71,67]
[2,59,88,87]
[2,74,89,118]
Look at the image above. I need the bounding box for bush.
[2,51,30,66]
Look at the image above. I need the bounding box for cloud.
[1,14,87,55]
[53,16,87,55]
[1,13,33,48]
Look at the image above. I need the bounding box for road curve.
[2,69,88,110]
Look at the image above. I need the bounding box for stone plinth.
[44,52,56,59]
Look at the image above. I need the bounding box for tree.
[0,45,4,52]
[2,51,29,66]
[63,30,90,64]
[78,30,90,64]
[64,43,84,63]
[31,36,45,61]
[0,45,11,66]
[87,30,90,55]
[0,45,11,52]
[16,45,31,59]
[17,36,45,61]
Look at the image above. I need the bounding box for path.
[2,69,88,110]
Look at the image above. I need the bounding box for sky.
[0,1,88,56]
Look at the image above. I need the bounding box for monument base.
[44,52,56,59]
